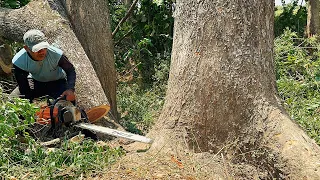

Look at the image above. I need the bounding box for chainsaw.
[35,96,153,144]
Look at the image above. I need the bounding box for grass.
[1,140,124,179]
[0,93,125,179]
[275,29,320,144]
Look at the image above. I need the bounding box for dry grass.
[87,140,230,180]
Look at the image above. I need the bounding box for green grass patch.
[116,54,169,135]
[0,91,124,179]
[117,83,165,135]
[275,29,320,144]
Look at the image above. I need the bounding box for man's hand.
[61,89,76,101]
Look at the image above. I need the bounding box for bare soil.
[89,140,224,180]
[29,109,320,179]
[88,139,281,180]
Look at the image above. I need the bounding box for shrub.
[274,1,307,37]
[275,29,320,144]
[117,54,170,134]
[0,91,124,179]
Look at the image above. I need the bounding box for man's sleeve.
[58,54,76,91]
[12,64,32,100]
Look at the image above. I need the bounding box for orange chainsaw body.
[35,101,110,125]
[35,105,59,124]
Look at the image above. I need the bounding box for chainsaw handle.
[49,95,67,106]
[49,95,67,127]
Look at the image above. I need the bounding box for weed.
[117,53,169,135]
[0,91,124,179]
[117,83,165,134]
[275,29,320,144]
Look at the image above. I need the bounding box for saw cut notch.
[86,104,111,123]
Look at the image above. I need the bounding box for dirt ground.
[31,113,318,179]
[89,140,225,180]
[86,139,275,180]
[75,119,275,180]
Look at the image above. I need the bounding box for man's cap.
[23,29,50,52]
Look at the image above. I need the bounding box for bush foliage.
[117,54,170,134]
[0,0,29,9]
[0,92,124,179]
[110,0,173,87]
[274,0,307,37]
[110,0,172,134]
[275,29,320,144]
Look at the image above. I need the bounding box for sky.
[275,0,305,6]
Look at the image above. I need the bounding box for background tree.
[60,0,118,118]
[111,0,174,88]
[0,0,29,91]
[0,0,109,109]
[274,0,307,37]
[110,0,174,133]
[150,0,320,178]
[307,0,320,37]
[0,37,12,77]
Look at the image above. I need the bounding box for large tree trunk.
[59,0,118,119]
[307,0,320,37]
[151,0,320,179]
[0,0,108,109]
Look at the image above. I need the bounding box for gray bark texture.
[0,0,109,109]
[307,0,320,37]
[59,0,118,119]
[150,0,320,179]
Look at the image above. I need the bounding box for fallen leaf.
[171,155,184,169]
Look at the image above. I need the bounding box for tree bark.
[0,37,12,75]
[0,0,108,109]
[58,0,118,119]
[307,0,320,37]
[150,0,320,178]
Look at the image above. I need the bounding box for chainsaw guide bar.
[75,123,153,144]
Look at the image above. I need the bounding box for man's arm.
[12,64,33,101]
[58,54,76,91]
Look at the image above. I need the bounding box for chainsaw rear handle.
[49,95,67,127]
[48,95,67,106]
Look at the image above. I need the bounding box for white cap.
[23,29,50,52]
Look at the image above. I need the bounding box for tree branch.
[114,28,133,45]
[112,0,138,38]
[0,58,12,74]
